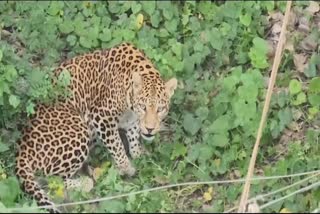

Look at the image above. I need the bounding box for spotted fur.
[15,43,177,213]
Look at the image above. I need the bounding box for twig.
[237,1,293,212]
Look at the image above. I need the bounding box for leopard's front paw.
[118,161,136,177]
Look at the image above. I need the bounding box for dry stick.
[237,1,293,212]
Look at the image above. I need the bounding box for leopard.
[15,42,177,213]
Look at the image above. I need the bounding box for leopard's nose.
[146,128,154,134]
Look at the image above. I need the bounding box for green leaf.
[182,14,189,26]
[308,107,319,118]
[0,141,9,153]
[261,1,275,11]
[59,20,74,34]
[212,134,229,148]
[238,83,259,102]
[198,144,213,164]
[304,63,317,78]
[47,1,64,16]
[58,69,71,87]
[183,113,202,136]
[171,42,182,59]
[233,99,256,127]
[79,36,92,48]
[194,40,204,52]
[142,1,155,15]
[289,79,302,95]
[162,6,174,20]
[239,13,251,26]
[171,143,187,160]
[222,2,241,18]
[150,10,161,28]
[26,102,36,116]
[98,200,125,213]
[4,65,18,82]
[270,120,281,138]
[99,28,112,42]
[195,106,209,121]
[122,29,135,41]
[249,37,269,69]
[220,22,232,36]
[292,92,306,106]
[0,49,2,62]
[189,17,201,33]
[309,77,320,93]
[278,107,292,130]
[27,68,47,86]
[308,94,320,107]
[277,90,289,108]
[131,2,141,14]
[208,115,230,134]
[0,80,9,97]
[222,68,241,91]
[197,1,216,20]
[187,144,201,162]
[164,19,178,34]
[66,35,77,46]
[304,54,320,78]
[209,28,223,51]
[108,1,121,14]
[0,177,21,207]
[9,94,20,108]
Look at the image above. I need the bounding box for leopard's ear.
[165,78,177,98]
[132,72,142,92]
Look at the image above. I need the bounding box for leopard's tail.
[15,156,61,213]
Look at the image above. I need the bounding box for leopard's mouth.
[141,133,155,141]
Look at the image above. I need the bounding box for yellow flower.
[55,186,64,198]
[136,13,144,30]
[93,167,103,181]
[280,208,292,213]
[203,187,213,202]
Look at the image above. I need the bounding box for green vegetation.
[0,1,319,213]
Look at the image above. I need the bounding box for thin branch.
[237,1,293,212]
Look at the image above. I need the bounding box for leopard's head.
[131,71,177,141]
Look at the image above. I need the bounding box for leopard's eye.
[157,106,165,113]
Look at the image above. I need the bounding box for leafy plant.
[0,1,319,213]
